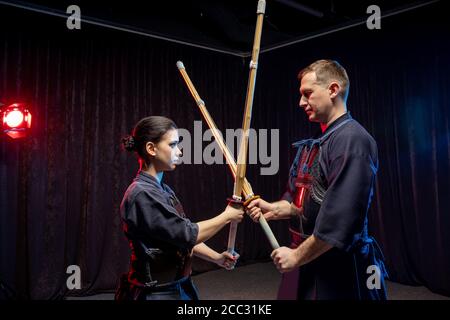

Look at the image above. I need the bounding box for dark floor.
[66,262,449,300]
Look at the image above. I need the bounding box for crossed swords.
[177,0,280,255]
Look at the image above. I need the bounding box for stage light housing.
[1,103,32,139]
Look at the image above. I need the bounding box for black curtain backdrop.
[1,2,449,299]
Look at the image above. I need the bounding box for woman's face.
[150,128,182,172]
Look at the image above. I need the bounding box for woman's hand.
[215,251,240,270]
[223,203,244,223]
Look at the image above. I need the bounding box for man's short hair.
[298,59,350,101]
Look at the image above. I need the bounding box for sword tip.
[257,0,266,14]
[176,61,185,70]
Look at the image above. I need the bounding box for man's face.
[299,72,332,123]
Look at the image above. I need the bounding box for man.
[247,59,387,300]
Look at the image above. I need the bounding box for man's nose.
[299,96,307,108]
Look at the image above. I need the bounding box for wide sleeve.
[313,133,378,252]
[281,146,303,203]
[281,187,294,203]
[124,191,199,251]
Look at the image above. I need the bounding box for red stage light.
[5,110,25,128]
[1,103,32,139]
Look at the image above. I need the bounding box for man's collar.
[323,112,352,135]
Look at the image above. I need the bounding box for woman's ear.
[146,141,156,157]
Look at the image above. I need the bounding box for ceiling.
[0,0,441,56]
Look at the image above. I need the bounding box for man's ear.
[146,141,156,157]
[329,82,340,99]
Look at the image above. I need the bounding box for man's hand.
[215,251,240,270]
[271,247,300,273]
[245,198,275,222]
[271,236,333,273]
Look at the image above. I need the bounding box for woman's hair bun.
[122,135,136,152]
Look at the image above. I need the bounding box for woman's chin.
[169,164,178,170]
[161,165,176,172]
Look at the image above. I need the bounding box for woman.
[116,116,243,300]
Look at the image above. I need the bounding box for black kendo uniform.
[115,171,200,300]
[278,112,388,300]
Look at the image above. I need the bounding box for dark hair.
[122,116,177,160]
[298,59,350,101]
